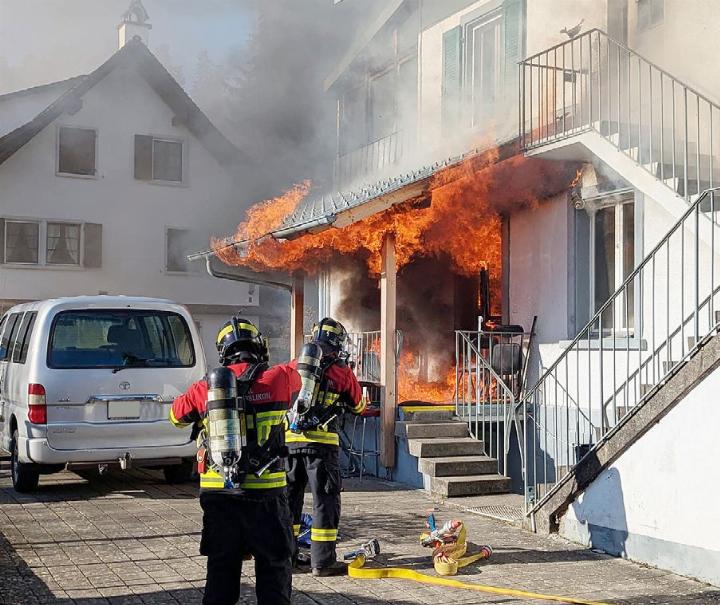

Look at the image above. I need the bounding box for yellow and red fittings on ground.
[419,519,492,576]
[346,516,613,605]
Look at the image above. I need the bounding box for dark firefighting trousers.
[286,445,341,568]
[199,491,293,605]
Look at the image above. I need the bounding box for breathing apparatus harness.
[288,343,350,434]
[198,362,287,488]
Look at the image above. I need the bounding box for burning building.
[190,0,720,588]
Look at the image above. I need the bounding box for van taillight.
[28,384,47,424]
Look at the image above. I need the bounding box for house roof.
[0,39,243,168]
[193,135,580,265]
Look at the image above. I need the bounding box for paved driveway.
[0,465,718,604]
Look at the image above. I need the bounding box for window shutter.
[134,135,153,180]
[503,0,526,102]
[83,223,102,268]
[441,25,463,136]
[0,219,4,264]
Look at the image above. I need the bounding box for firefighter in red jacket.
[285,317,365,576]
[170,317,300,605]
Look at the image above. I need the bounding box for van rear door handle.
[87,394,164,403]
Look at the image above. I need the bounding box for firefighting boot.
[311,561,347,577]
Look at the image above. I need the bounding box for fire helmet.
[311,317,348,355]
[216,317,268,364]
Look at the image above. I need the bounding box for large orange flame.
[213,150,577,403]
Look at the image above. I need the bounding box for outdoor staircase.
[518,30,720,524]
[521,28,720,222]
[396,408,511,498]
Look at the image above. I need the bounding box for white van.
[0,296,205,492]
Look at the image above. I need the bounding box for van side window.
[2,313,22,361]
[13,312,37,364]
[0,316,6,352]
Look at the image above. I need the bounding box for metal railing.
[335,131,408,190]
[520,188,720,515]
[520,29,720,201]
[455,327,534,477]
[346,330,382,384]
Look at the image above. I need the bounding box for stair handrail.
[519,188,720,514]
[455,330,517,477]
[522,29,720,111]
[520,29,720,200]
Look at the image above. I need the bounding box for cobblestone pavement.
[0,466,718,605]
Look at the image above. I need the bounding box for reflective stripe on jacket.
[170,362,300,494]
[284,359,364,449]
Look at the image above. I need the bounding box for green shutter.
[441,25,463,136]
[503,0,525,98]
[83,223,102,268]
[0,219,4,264]
[134,134,153,180]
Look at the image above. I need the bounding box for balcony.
[334,130,408,190]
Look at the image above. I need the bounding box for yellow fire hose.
[346,520,612,605]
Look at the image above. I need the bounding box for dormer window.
[134,135,184,183]
[57,126,97,177]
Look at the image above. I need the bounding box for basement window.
[58,127,97,176]
[134,135,184,183]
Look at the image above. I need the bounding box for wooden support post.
[290,272,305,359]
[380,234,397,468]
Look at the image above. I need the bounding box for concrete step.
[400,409,455,422]
[431,474,511,498]
[419,455,498,477]
[408,438,485,458]
[399,422,469,439]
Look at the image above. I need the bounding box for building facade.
[0,11,258,365]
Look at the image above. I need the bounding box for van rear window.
[48,310,195,370]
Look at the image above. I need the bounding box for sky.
[0,0,254,93]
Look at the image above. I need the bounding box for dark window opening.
[58,127,96,176]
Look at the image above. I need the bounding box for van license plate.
[108,401,141,420]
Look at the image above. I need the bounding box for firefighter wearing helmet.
[170,317,300,605]
[285,317,365,576]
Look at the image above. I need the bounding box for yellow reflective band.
[321,324,342,334]
[256,410,287,421]
[169,409,187,427]
[285,430,339,446]
[217,324,234,343]
[311,528,338,542]
[200,469,286,490]
[241,472,286,489]
[236,322,259,334]
[217,322,259,344]
[293,524,301,537]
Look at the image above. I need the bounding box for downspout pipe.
[202,255,293,292]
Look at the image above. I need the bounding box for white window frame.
[150,136,187,186]
[587,190,642,337]
[164,226,202,275]
[2,218,86,269]
[4,219,41,265]
[56,125,98,179]
[464,9,504,130]
[45,220,83,266]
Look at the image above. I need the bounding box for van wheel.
[163,459,195,484]
[11,429,40,493]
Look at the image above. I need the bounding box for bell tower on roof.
[118,0,152,49]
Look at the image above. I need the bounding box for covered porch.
[193,139,579,493]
